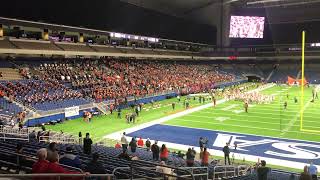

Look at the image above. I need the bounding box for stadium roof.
[121,0,320,14]
[120,0,221,17]
[121,0,320,24]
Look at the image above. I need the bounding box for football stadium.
[0,0,319,179]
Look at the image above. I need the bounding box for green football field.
[46,83,320,142]
[164,85,320,142]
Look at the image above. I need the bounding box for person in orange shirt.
[160,144,169,162]
[137,137,144,147]
[115,142,122,149]
[200,148,210,166]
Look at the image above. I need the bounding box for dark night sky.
[0,0,217,44]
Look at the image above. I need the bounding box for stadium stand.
[10,39,62,51]
[55,42,95,52]
[89,44,123,53]
[0,38,18,49]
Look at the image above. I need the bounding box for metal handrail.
[130,160,195,180]
[213,165,237,180]
[0,173,113,179]
[0,126,30,141]
[180,166,209,179]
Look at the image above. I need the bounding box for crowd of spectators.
[0,80,83,106]
[26,59,235,103]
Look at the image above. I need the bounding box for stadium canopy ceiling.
[119,0,222,17]
[121,0,320,24]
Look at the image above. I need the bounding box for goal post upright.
[300,30,305,131]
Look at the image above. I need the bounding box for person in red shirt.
[137,137,144,147]
[115,142,122,149]
[160,144,169,162]
[32,148,50,173]
[47,151,83,180]
[200,148,210,166]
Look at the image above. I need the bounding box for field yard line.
[175,115,319,129]
[185,114,289,126]
[104,83,276,140]
[170,118,320,135]
[198,109,320,118]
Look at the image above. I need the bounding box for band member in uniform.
[117,108,121,119]
[244,101,248,113]
[284,101,287,110]
[172,102,175,110]
[213,96,216,107]
[109,104,114,114]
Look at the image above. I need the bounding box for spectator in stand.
[47,151,82,177]
[200,148,210,166]
[118,150,131,161]
[32,148,49,173]
[160,144,169,162]
[15,143,33,171]
[137,137,144,147]
[129,137,137,153]
[223,143,231,165]
[115,142,122,149]
[59,146,81,169]
[121,132,129,152]
[186,148,196,167]
[257,160,270,180]
[47,142,58,161]
[85,153,106,175]
[37,131,41,142]
[199,137,204,152]
[83,133,93,155]
[151,141,160,161]
[145,138,151,151]
[308,161,318,180]
[78,132,82,145]
[300,165,312,180]
[29,130,37,142]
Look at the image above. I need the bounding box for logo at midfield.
[212,133,320,160]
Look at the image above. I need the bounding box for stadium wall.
[25,109,90,127]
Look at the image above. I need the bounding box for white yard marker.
[222,104,239,111]
[215,117,230,122]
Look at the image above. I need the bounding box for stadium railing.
[39,132,77,144]
[0,173,113,180]
[213,165,237,180]
[180,166,209,179]
[0,125,30,141]
[128,159,198,179]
